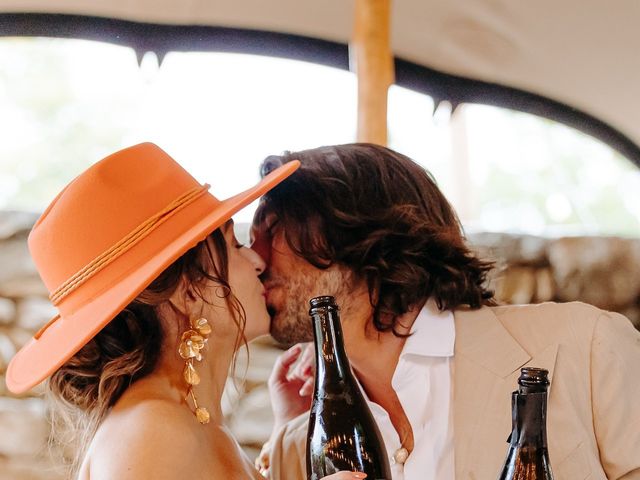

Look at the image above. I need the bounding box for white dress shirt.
[361,299,456,480]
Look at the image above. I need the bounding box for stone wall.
[469,231,640,327]
[0,212,639,479]
[0,212,65,480]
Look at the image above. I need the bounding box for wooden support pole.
[352,0,394,146]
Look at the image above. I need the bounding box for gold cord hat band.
[49,184,210,306]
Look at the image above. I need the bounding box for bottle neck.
[311,308,352,383]
[509,391,549,448]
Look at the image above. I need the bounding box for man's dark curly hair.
[257,143,495,336]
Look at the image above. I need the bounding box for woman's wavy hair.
[45,228,247,478]
[258,143,495,336]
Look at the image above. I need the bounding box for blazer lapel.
[452,307,558,479]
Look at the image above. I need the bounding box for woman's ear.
[168,275,199,318]
[185,286,197,302]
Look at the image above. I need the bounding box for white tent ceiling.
[1,0,639,162]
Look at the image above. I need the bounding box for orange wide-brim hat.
[6,143,299,394]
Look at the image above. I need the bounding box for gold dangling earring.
[178,316,213,424]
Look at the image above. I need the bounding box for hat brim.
[6,160,299,394]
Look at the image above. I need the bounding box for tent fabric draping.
[0,0,638,162]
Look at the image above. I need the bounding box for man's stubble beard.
[269,267,355,345]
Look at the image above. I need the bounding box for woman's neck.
[193,333,237,422]
[120,311,239,425]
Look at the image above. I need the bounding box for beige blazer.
[269,302,640,479]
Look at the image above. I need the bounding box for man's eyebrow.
[266,218,280,234]
[249,214,267,238]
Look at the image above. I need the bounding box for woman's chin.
[243,316,271,343]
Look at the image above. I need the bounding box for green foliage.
[0,38,136,211]
[1,37,638,238]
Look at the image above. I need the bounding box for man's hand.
[268,343,316,432]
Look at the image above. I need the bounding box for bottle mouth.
[309,295,340,317]
[309,295,337,308]
[518,367,550,393]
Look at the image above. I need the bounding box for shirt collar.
[400,298,455,358]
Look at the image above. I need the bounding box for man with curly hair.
[250,144,640,480]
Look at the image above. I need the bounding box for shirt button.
[392,447,409,465]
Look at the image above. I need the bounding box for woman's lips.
[263,285,279,304]
[262,280,284,303]
[262,287,272,301]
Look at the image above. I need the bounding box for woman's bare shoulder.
[86,399,204,479]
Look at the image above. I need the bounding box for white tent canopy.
[1,0,639,163]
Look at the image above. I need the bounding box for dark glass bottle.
[306,296,392,480]
[497,367,554,480]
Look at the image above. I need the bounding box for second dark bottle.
[497,367,554,480]
[306,295,392,480]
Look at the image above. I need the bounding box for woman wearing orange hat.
[5,143,365,480]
